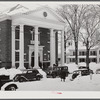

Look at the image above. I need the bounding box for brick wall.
[0,20,12,68]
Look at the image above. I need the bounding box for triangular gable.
[2,4,29,15]
[24,6,65,24]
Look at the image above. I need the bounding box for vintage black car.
[47,66,69,78]
[72,68,93,80]
[0,75,18,91]
[13,69,43,82]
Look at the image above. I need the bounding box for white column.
[34,26,39,69]
[12,25,15,68]
[50,28,55,67]
[19,24,25,69]
[29,49,31,67]
[53,31,56,64]
[61,30,65,66]
[40,50,43,63]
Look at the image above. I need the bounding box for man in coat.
[60,68,66,82]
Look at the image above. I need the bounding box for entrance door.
[31,52,41,68]
[31,52,34,67]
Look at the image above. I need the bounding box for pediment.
[25,6,65,24]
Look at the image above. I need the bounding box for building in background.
[66,40,100,64]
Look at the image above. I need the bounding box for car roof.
[58,66,68,68]
[74,69,88,72]
[21,69,38,71]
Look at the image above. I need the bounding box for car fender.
[15,75,28,81]
[37,73,41,76]
[1,82,18,91]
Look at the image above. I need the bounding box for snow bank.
[64,63,78,73]
[7,68,22,79]
[37,69,47,78]
[89,63,100,73]
[0,68,9,75]
[0,68,22,79]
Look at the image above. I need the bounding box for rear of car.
[0,75,18,91]
[48,66,69,78]
[72,68,93,80]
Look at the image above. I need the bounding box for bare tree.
[57,4,90,64]
[79,7,100,69]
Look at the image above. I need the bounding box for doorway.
[31,51,41,68]
[31,52,34,67]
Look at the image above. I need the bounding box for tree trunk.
[86,41,90,70]
[75,41,78,64]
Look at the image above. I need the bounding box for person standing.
[60,68,66,82]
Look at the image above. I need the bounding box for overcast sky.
[0,2,66,12]
[0,1,99,12]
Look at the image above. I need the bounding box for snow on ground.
[16,74,100,91]
[0,63,100,91]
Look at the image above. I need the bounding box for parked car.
[96,69,100,74]
[72,68,93,80]
[0,75,18,91]
[13,69,43,82]
[46,66,69,78]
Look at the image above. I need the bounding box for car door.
[25,70,34,80]
[31,70,39,79]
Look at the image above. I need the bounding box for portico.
[11,6,65,69]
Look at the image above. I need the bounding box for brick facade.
[0,20,12,68]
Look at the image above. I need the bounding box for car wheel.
[19,77,26,82]
[5,85,16,91]
[36,76,40,80]
[52,74,56,78]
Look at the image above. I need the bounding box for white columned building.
[11,6,66,69]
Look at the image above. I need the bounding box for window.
[72,58,75,62]
[82,51,85,56]
[15,26,20,39]
[68,42,72,46]
[79,58,85,62]
[15,52,19,61]
[79,51,81,56]
[90,51,96,56]
[73,52,75,56]
[79,51,85,56]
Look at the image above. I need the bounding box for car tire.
[52,74,56,78]
[5,85,16,91]
[36,76,40,80]
[19,77,26,82]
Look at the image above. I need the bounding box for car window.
[33,70,39,74]
[22,71,27,73]
[27,71,33,73]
